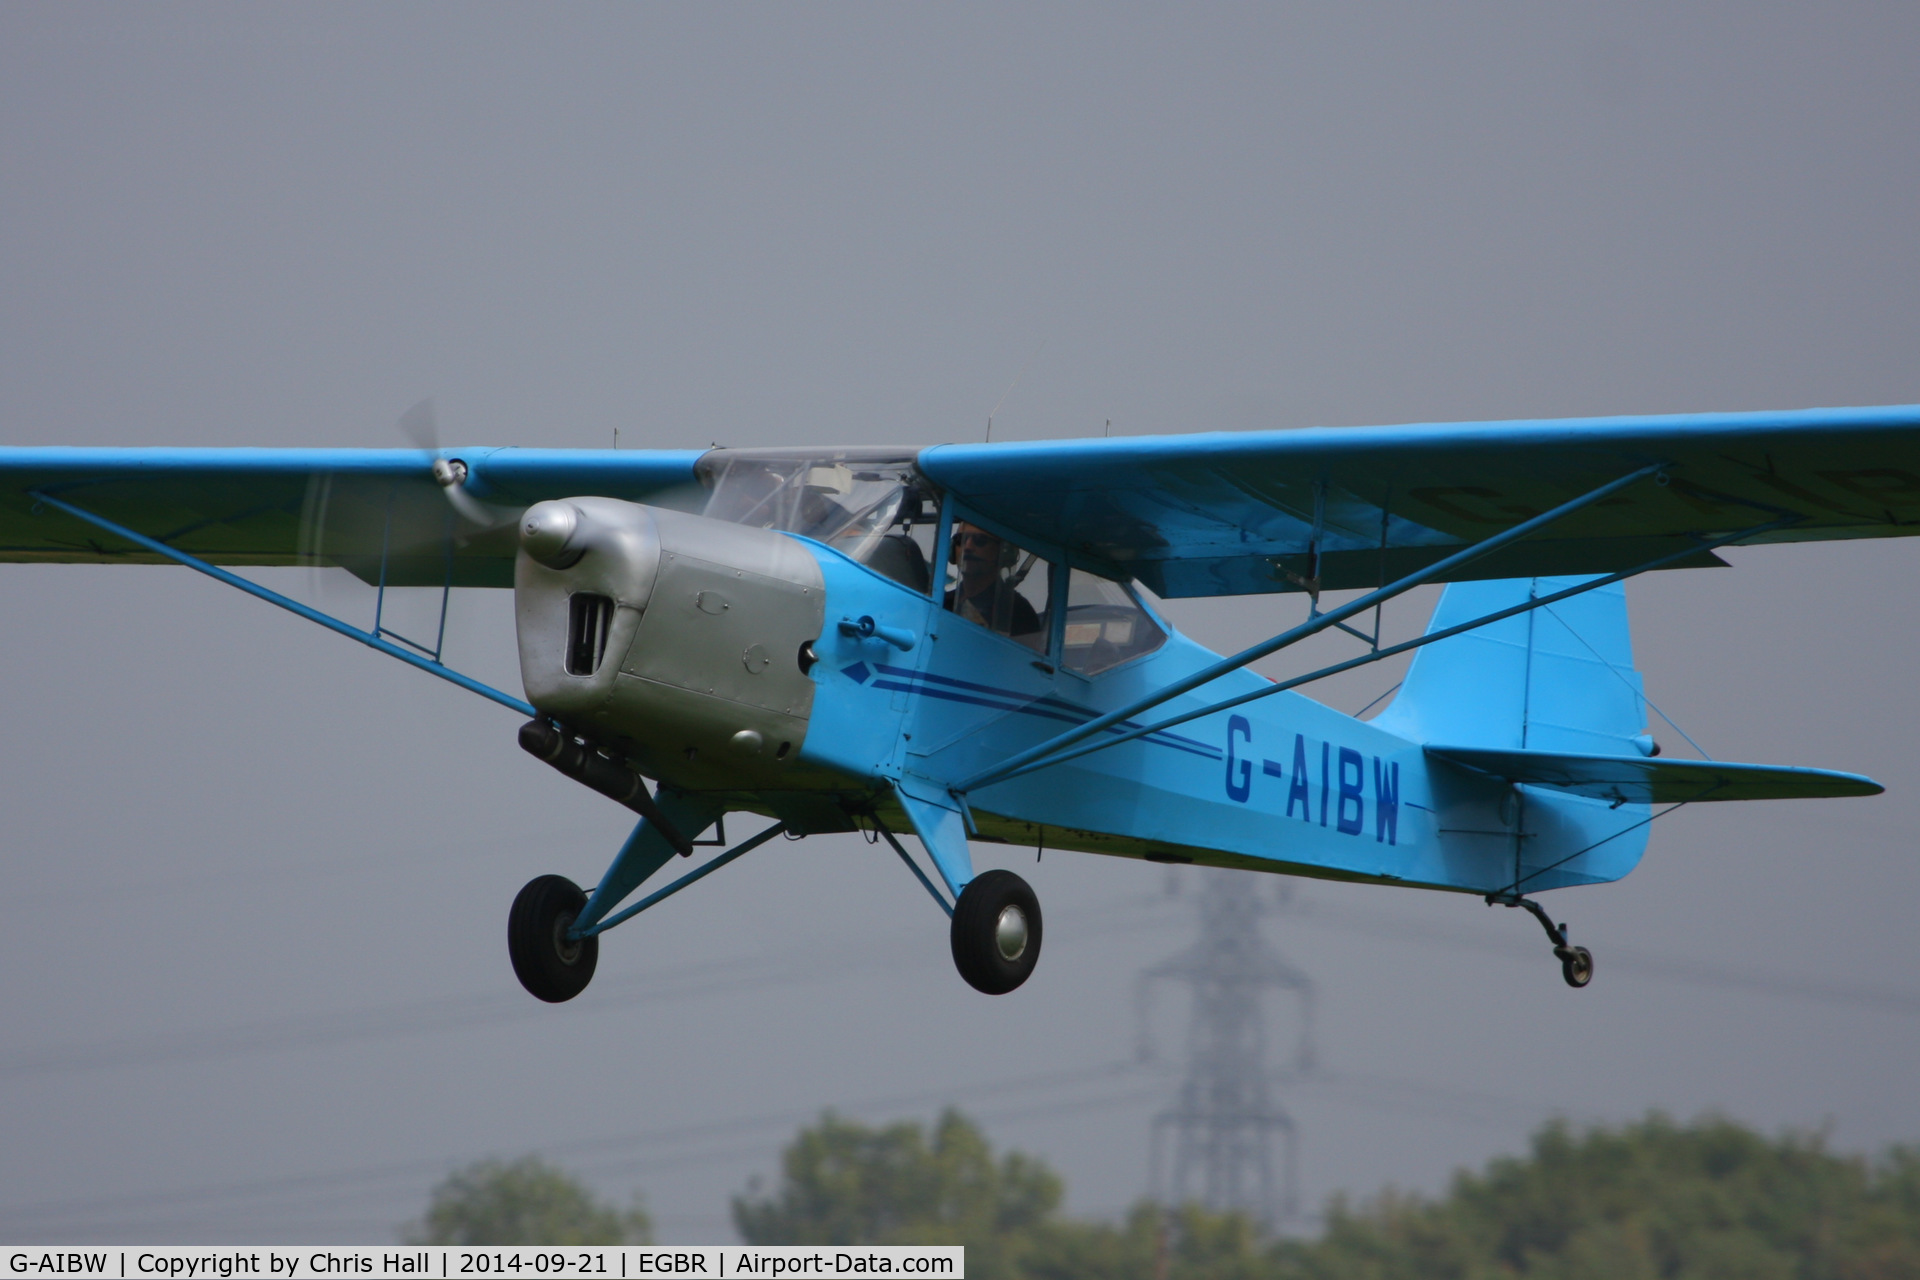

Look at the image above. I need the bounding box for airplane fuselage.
[514,496,1649,902]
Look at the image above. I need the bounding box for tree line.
[411,1110,1920,1277]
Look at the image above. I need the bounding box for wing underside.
[0,447,702,587]
[916,405,1920,597]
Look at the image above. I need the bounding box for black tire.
[509,874,598,1003]
[1560,945,1594,989]
[950,870,1042,995]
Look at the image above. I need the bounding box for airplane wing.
[0,446,702,587]
[8,404,1920,597]
[916,405,1920,598]
[1425,745,1883,804]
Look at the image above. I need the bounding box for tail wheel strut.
[1494,894,1594,989]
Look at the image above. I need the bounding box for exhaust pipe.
[518,720,694,855]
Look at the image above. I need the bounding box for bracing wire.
[1353,681,1401,719]
[1498,800,1692,899]
[1539,602,1713,759]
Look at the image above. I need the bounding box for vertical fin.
[1372,576,1646,754]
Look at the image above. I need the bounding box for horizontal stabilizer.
[1426,745,1883,804]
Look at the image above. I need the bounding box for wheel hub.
[552,912,583,966]
[993,905,1028,962]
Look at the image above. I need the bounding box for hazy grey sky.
[2,3,1917,1243]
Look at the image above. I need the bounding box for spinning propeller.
[401,398,525,533]
[295,398,706,596]
[291,399,526,600]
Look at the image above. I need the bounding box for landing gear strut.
[951,870,1043,995]
[1494,895,1594,989]
[509,874,599,1003]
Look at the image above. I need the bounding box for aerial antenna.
[985,339,1047,443]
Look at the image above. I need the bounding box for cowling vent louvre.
[566,594,615,675]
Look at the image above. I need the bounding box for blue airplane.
[1,405,1905,998]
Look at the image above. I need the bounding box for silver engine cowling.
[514,497,824,789]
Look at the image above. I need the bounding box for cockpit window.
[945,522,1055,653]
[1061,569,1166,675]
[697,448,937,593]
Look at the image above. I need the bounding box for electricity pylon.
[1138,869,1315,1226]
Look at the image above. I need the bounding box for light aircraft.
[2,406,1909,999]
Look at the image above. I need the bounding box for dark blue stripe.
[880,663,1220,756]
[874,664,1223,761]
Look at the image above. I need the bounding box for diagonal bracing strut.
[571,819,789,939]
[968,514,1797,789]
[954,463,1668,795]
[28,489,536,717]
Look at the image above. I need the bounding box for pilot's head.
[950,522,1006,590]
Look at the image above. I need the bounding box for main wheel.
[950,869,1042,995]
[509,874,598,1003]
[1559,945,1594,989]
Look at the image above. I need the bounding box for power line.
[1287,899,1920,1017]
[13,877,1915,1088]
[0,891,1173,1079]
[0,1058,1145,1235]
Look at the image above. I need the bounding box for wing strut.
[971,514,1794,789]
[960,514,1797,794]
[954,463,1669,795]
[27,490,536,717]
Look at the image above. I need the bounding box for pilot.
[946,522,1043,643]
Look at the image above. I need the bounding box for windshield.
[696,447,936,589]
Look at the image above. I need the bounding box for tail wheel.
[1560,945,1594,989]
[509,874,598,1003]
[950,869,1043,995]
